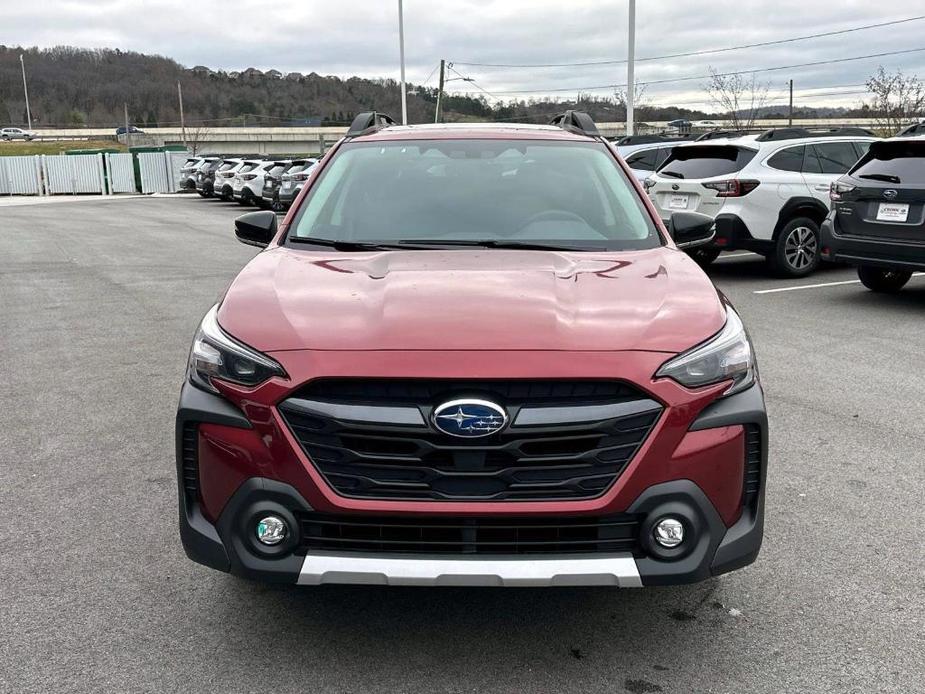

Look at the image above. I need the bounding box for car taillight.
[830,181,856,202]
[702,180,760,197]
[292,173,309,181]
[241,174,257,180]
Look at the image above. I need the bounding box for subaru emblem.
[672,183,680,191]
[432,399,508,438]
[884,189,898,199]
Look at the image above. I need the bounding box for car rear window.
[290,139,660,250]
[267,164,288,176]
[850,142,925,184]
[658,145,757,179]
[239,163,259,173]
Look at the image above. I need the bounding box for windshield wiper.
[858,173,901,183]
[397,239,597,251]
[659,171,684,179]
[288,237,439,251]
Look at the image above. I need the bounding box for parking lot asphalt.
[2,196,923,694]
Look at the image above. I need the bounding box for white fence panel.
[43,154,105,195]
[167,152,190,191]
[106,153,137,193]
[0,155,42,195]
[139,152,171,193]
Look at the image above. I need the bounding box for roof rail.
[615,134,689,146]
[694,129,763,141]
[346,111,396,137]
[755,126,876,142]
[549,110,600,137]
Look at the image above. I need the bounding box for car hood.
[217,247,725,353]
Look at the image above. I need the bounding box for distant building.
[285,72,303,81]
[228,71,241,79]
[265,69,282,79]
[191,65,212,76]
[242,67,264,78]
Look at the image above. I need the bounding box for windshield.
[658,145,757,179]
[288,139,660,250]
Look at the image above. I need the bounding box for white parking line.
[721,252,756,259]
[754,273,925,294]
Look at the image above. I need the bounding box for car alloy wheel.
[784,226,817,271]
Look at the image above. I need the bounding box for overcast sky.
[4,0,925,109]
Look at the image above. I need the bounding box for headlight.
[655,306,756,396]
[187,305,286,393]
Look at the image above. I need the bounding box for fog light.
[256,516,288,545]
[653,517,684,548]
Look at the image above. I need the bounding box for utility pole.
[626,0,636,137]
[20,54,32,130]
[124,103,131,149]
[788,79,794,127]
[178,81,188,148]
[398,0,408,124]
[435,59,445,123]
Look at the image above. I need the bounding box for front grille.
[743,424,762,506]
[296,512,643,555]
[278,379,662,502]
[180,423,199,501]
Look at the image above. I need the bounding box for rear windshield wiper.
[659,171,684,179]
[397,239,599,251]
[287,237,439,251]
[858,173,902,183]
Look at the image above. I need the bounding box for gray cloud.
[3,0,924,108]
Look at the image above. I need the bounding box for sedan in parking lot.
[822,135,925,292]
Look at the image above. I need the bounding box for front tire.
[857,266,912,293]
[686,247,721,268]
[768,217,820,278]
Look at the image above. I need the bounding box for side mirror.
[668,212,715,250]
[234,211,277,248]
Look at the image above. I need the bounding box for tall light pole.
[178,81,187,148]
[20,54,33,130]
[398,0,408,125]
[626,0,636,137]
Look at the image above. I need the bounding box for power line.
[446,46,925,96]
[451,14,925,68]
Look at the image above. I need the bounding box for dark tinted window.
[239,162,259,173]
[813,142,861,174]
[625,148,659,170]
[853,141,872,158]
[655,147,673,167]
[851,142,925,184]
[658,146,757,179]
[767,146,804,172]
[802,147,822,174]
[267,163,288,176]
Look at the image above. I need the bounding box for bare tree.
[865,66,925,135]
[705,68,769,130]
[613,82,648,115]
[185,124,211,155]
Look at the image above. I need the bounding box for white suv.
[646,128,877,276]
[231,159,277,206]
[1,127,37,141]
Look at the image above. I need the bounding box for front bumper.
[821,212,925,271]
[176,377,767,587]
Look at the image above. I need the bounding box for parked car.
[617,137,692,183]
[1,127,37,141]
[259,159,293,211]
[212,158,247,201]
[232,159,278,206]
[821,134,925,292]
[115,125,145,135]
[176,111,767,588]
[645,128,877,275]
[194,157,223,197]
[277,158,318,208]
[179,157,205,190]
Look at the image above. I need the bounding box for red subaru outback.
[176,111,767,587]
